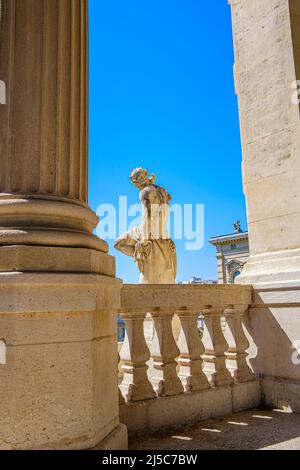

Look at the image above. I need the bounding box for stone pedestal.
[230,0,300,410]
[0,0,127,449]
[0,273,127,449]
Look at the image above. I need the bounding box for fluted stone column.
[0,0,110,273]
[0,0,127,449]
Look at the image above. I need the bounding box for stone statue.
[114,167,177,284]
[233,221,242,233]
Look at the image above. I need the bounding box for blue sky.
[89,0,247,283]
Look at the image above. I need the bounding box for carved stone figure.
[233,220,242,233]
[114,168,177,283]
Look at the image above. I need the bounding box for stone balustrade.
[119,284,254,400]
[118,284,260,435]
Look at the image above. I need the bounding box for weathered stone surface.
[114,168,177,284]
[230,0,300,412]
[120,284,253,312]
[247,282,300,411]
[231,0,300,283]
[118,282,257,433]
[0,272,123,450]
[92,424,128,451]
[120,382,261,437]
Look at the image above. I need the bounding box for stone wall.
[230,0,300,410]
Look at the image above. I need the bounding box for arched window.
[233,270,241,283]
[226,261,244,284]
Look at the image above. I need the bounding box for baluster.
[118,350,125,404]
[150,309,184,397]
[177,308,210,391]
[224,305,254,383]
[202,307,233,387]
[119,310,156,402]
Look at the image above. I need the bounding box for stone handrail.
[118,284,254,403]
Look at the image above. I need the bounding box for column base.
[0,272,123,450]
[0,246,115,276]
[0,198,108,253]
[237,247,300,285]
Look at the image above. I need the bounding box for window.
[117,315,125,342]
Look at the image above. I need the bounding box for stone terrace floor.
[129,408,300,450]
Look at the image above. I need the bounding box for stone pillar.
[230,0,300,411]
[0,0,127,449]
[230,0,300,284]
[0,0,109,272]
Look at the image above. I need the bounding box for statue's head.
[129,167,156,189]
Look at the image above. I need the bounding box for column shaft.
[0,0,107,257]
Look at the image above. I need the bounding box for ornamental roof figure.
[233,220,242,233]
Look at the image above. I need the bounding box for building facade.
[209,222,249,284]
